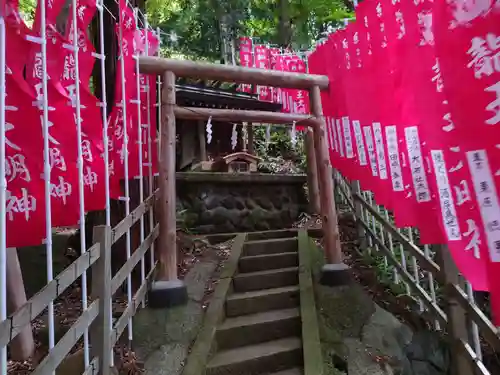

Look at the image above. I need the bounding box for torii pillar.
[148,71,188,308]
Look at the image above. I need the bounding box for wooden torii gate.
[139,57,350,306]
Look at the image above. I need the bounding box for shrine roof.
[175,81,282,112]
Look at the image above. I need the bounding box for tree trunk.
[7,248,35,360]
[277,0,292,47]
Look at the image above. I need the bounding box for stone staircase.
[206,236,304,375]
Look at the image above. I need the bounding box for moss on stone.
[310,240,376,375]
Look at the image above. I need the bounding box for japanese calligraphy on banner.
[254,45,272,102]
[386,126,404,192]
[108,0,138,183]
[237,39,310,117]
[129,30,160,179]
[432,0,500,320]
[5,74,46,248]
[238,37,254,93]
[61,0,120,210]
[26,0,81,227]
[304,0,500,308]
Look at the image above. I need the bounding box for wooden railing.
[1,189,160,375]
[334,170,497,375]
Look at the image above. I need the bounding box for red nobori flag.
[4,21,46,247]
[108,0,138,182]
[129,30,160,180]
[433,0,500,322]
[239,37,254,93]
[390,0,489,292]
[274,54,288,106]
[254,44,272,101]
[61,0,121,210]
[26,1,81,227]
[291,56,310,115]
[343,20,373,193]
[355,6,395,211]
[268,47,281,103]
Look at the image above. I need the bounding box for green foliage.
[147,0,354,61]
[252,126,306,174]
[18,0,36,26]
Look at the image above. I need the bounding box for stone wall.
[176,173,308,234]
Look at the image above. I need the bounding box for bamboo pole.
[310,86,342,264]
[304,129,320,214]
[159,71,178,281]
[139,56,329,90]
[174,106,315,126]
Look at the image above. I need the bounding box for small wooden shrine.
[175,80,281,172]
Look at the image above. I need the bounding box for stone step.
[239,252,299,273]
[217,308,301,350]
[269,368,303,375]
[233,267,299,293]
[243,237,298,257]
[246,229,300,242]
[226,285,300,317]
[206,337,303,375]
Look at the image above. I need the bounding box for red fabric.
[433,0,500,322]
[239,37,254,93]
[254,45,272,101]
[4,48,46,246]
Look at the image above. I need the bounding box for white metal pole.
[39,0,56,369]
[145,17,156,269]
[134,8,146,306]
[96,0,113,366]
[0,13,8,375]
[70,0,90,366]
[424,244,439,330]
[118,0,133,342]
[385,209,399,284]
[408,229,424,312]
[466,281,482,360]
[97,0,111,227]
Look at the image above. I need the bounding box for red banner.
[4,32,46,246]
[305,0,500,320]
[239,37,254,93]
[254,44,272,102]
[433,0,500,323]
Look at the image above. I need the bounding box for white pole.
[39,0,56,370]
[408,229,424,312]
[97,0,111,227]
[466,281,482,360]
[0,13,8,375]
[145,17,156,269]
[424,244,439,330]
[96,0,113,366]
[119,0,133,342]
[385,210,399,284]
[134,8,146,306]
[70,0,90,366]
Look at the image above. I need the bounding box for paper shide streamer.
[290,121,297,148]
[206,116,212,144]
[231,123,238,150]
[265,124,271,148]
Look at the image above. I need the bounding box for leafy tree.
[147,0,354,61]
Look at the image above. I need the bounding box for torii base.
[320,263,352,286]
[148,280,188,309]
